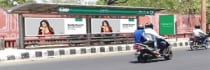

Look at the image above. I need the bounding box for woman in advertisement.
[38,20,55,35]
[101,20,113,33]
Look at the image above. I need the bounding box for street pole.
[201,0,206,32]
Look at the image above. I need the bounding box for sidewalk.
[0,38,190,62]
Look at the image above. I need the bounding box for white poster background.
[64,18,86,34]
[120,19,137,33]
[24,18,65,36]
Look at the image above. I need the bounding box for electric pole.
[201,0,206,32]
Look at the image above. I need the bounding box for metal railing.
[1,33,133,49]
[1,33,193,49]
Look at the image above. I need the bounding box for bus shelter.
[8,3,164,49]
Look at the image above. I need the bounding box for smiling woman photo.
[38,20,55,35]
[101,20,113,33]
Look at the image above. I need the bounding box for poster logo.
[58,7,70,12]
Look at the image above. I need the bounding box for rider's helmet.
[137,24,144,30]
[145,23,153,29]
[194,24,201,29]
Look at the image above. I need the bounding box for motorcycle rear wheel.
[190,45,198,51]
[137,53,148,63]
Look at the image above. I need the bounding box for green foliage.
[207,0,210,24]
[97,0,201,14]
[0,0,26,8]
[1,0,210,24]
[97,0,210,24]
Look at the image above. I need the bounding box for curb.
[0,41,190,61]
[0,44,134,61]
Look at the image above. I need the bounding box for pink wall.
[0,9,19,39]
[139,14,161,34]
[139,14,201,35]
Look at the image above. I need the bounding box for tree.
[0,0,26,8]
[0,0,82,8]
[104,0,128,5]
[206,0,210,24]
[97,0,202,14]
[27,0,80,4]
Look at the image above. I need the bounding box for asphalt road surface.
[0,47,210,70]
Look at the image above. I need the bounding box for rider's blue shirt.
[134,29,146,43]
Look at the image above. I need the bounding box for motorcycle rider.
[134,24,146,43]
[193,24,207,46]
[144,23,169,55]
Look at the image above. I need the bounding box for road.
[0,47,210,70]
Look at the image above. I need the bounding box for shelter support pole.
[86,15,91,46]
[136,16,139,27]
[18,14,25,49]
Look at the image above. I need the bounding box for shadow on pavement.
[130,59,168,64]
[186,48,208,51]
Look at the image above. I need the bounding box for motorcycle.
[134,34,173,63]
[189,37,208,50]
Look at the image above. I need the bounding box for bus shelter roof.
[8,3,164,15]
